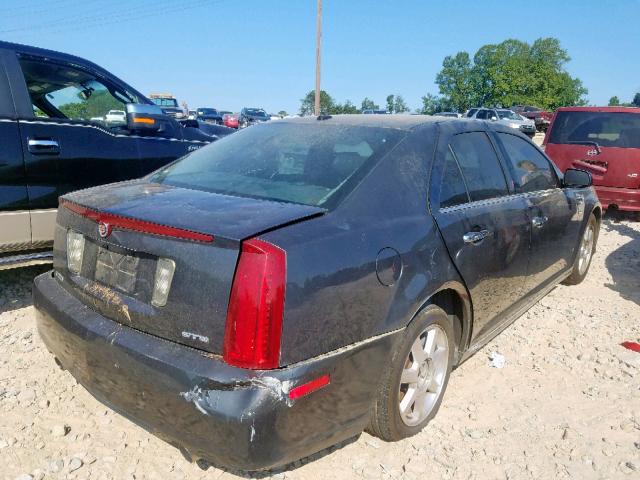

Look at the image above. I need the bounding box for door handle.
[28,138,60,154]
[463,229,490,244]
[532,216,548,228]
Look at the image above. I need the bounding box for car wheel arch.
[407,282,472,365]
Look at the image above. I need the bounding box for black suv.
[195,107,223,124]
[238,107,270,127]
[0,41,226,270]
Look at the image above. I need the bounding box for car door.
[8,51,142,239]
[493,131,581,292]
[430,128,531,343]
[0,49,31,252]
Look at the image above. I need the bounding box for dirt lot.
[1,212,639,480]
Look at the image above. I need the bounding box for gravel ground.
[1,213,639,480]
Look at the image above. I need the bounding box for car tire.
[563,213,598,285]
[368,305,454,441]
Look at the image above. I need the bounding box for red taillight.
[223,238,286,369]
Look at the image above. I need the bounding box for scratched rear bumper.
[33,271,399,471]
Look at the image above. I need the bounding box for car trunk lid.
[56,180,325,355]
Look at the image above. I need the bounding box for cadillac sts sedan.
[34,115,600,471]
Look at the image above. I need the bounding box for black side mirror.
[563,168,592,188]
[126,103,169,133]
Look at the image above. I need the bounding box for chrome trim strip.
[0,251,53,271]
[440,188,563,213]
[18,119,209,144]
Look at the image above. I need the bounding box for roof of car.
[0,40,107,73]
[278,114,454,129]
[556,106,640,114]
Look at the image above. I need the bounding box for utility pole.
[314,0,322,116]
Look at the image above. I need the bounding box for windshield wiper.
[566,141,601,154]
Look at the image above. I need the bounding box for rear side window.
[549,111,640,148]
[450,132,509,202]
[438,147,470,208]
[497,133,558,192]
[475,110,488,119]
[152,122,406,208]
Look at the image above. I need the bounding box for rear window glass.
[151,123,406,208]
[450,132,509,202]
[549,111,640,148]
[438,147,469,208]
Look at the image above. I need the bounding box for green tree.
[277,110,288,117]
[334,100,359,114]
[393,95,409,113]
[608,96,621,106]
[386,94,395,113]
[435,38,588,111]
[633,92,640,107]
[361,97,379,111]
[435,51,475,112]
[300,90,335,115]
[419,93,452,114]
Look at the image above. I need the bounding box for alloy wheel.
[398,325,449,426]
[578,223,595,275]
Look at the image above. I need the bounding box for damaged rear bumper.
[33,271,400,471]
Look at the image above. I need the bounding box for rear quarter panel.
[263,125,469,365]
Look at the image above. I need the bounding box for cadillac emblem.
[98,221,112,238]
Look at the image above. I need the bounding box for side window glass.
[438,147,470,208]
[450,132,509,202]
[476,110,487,119]
[18,57,138,127]
[497,133,558,192]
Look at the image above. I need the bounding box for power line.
[0,0,216,35]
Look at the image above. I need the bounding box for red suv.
[544,106,640,211]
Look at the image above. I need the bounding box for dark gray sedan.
[34,115,600,471]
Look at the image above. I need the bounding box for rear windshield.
[245,109,267,117]
[549,111,640,148]
[151,122,406,207]
[152,98,178,107]
[497,110,521,120]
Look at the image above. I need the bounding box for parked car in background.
[218,110,232,118]
[149,93,186,118]
[239,107,270,127]
[196,107,223,124]
[467,108,536,137]
[512,105,553,132]
[104,109,126,125]
[433,112,462,118]
[187,110,197,120]
[223,112,239,128]
[362,109,389,114]
[0,41,220,269]
[35,115,600,471]
[544,106,640,211]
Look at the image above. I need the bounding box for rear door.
[0,49,31,252]
[430,128,531,342]
[494,131,581,290]
[546,110,640,189]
